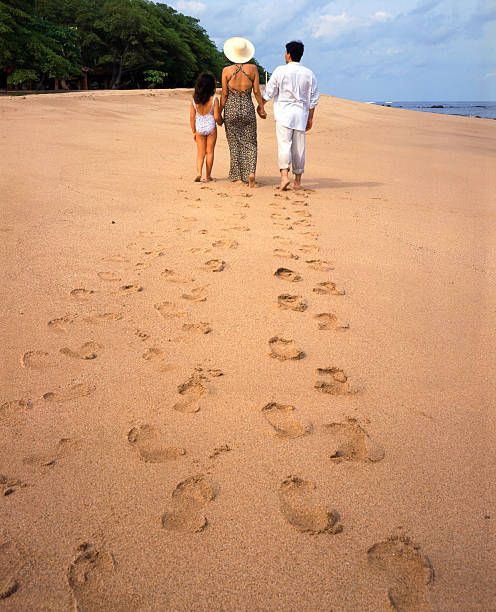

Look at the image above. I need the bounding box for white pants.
[276,122,306,174]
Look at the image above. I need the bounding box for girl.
[190,72,223,182]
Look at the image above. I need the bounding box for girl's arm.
[214,97,223,126]
[251,67,267,118]
[190,101,196,139]
[220,68,228,113]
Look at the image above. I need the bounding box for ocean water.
[370,101,496,120]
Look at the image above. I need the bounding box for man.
[259,40,319,190]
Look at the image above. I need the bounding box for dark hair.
[193,72,216,104]
[286,40,304,62]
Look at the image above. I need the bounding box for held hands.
[257,105,267,119]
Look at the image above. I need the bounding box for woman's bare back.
[224,63,256,93]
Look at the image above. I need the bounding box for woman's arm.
[251,66,267,118]
[190,101,196,140]
[214,97,223,126]
[220,68,229,113]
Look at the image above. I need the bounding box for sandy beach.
[1,89,495,610]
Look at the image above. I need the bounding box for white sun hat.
[223,37,255,64]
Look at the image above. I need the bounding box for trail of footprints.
[1,184,433,610]
[264,187,432,609]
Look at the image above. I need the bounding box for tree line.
[1,0,267,90]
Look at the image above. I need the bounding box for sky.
[171,0,496,101]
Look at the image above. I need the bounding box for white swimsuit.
[193,97,216,136]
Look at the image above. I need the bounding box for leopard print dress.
[223,65,257,183]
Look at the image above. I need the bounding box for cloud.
[174,0,206,15]
[482,71,496,80]
[312,12,353,39]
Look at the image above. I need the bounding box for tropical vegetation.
[1,0,267,90]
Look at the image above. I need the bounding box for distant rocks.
[431,105,444,108]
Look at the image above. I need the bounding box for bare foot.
[205,176,214,182]
[279,178,291,191]
[194,175,201,182]
[249,174,256,188]
[293,183,302,190]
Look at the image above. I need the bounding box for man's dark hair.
[286,41,304,62]
[193,72,216,105]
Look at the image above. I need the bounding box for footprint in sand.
[271,213,291,220]
[23,437,80,469]
[294,209,312,217]
[324,418,384,462]
[154,301,187,319]
[306,259,334,271]
[293,218,313,227]
[276,294,307,312]
[268,336,305,361]
[181,286,208,302]
[20,350,50,369]
[162,269,195,283]
[1,475,27,497]
[70,288,95,301]
[182,322,212,334]
[188,247,211,254]
[278,476,342,534]
[262,403,311,438]
[60,342,102,360]
[314,367,353,395]
[125,262,149,272]
[67,545,116,611]
[43,383,96,402]
[273,248,299,260]
[315,313,349,331]
[116,284,143,295]
[203,259,225,272]
[209,444,231,459]
[142,348,174,372]
[298,244,319,254]
[135,329,150,341]
[212,238,238,249]
[274,268,302,282]
[0,399,34,425]
[82,312,122,325]
[161,475,215,533]
[48,314,78,333]
[313,281,345,296]
[173,376,206,413]
[102,255,129,264]
[0,540,26,600]
[97,271,121,282]
[367,536,434,611]
[273,235,292,245]
[222,225,250,232]
[127,424,185,462]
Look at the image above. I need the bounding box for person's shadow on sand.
[256,176,383,190]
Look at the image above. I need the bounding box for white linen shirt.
[263,62,319,131]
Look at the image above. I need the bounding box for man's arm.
[306,73,319,131]
[306,108,315,131]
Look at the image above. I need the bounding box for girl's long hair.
[193,72,216,105]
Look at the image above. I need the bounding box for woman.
[220,37,266,187]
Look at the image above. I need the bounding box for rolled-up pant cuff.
[276,122,306,175]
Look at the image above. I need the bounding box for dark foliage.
[0,0,268,90]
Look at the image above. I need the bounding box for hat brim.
[223,37,255,64]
